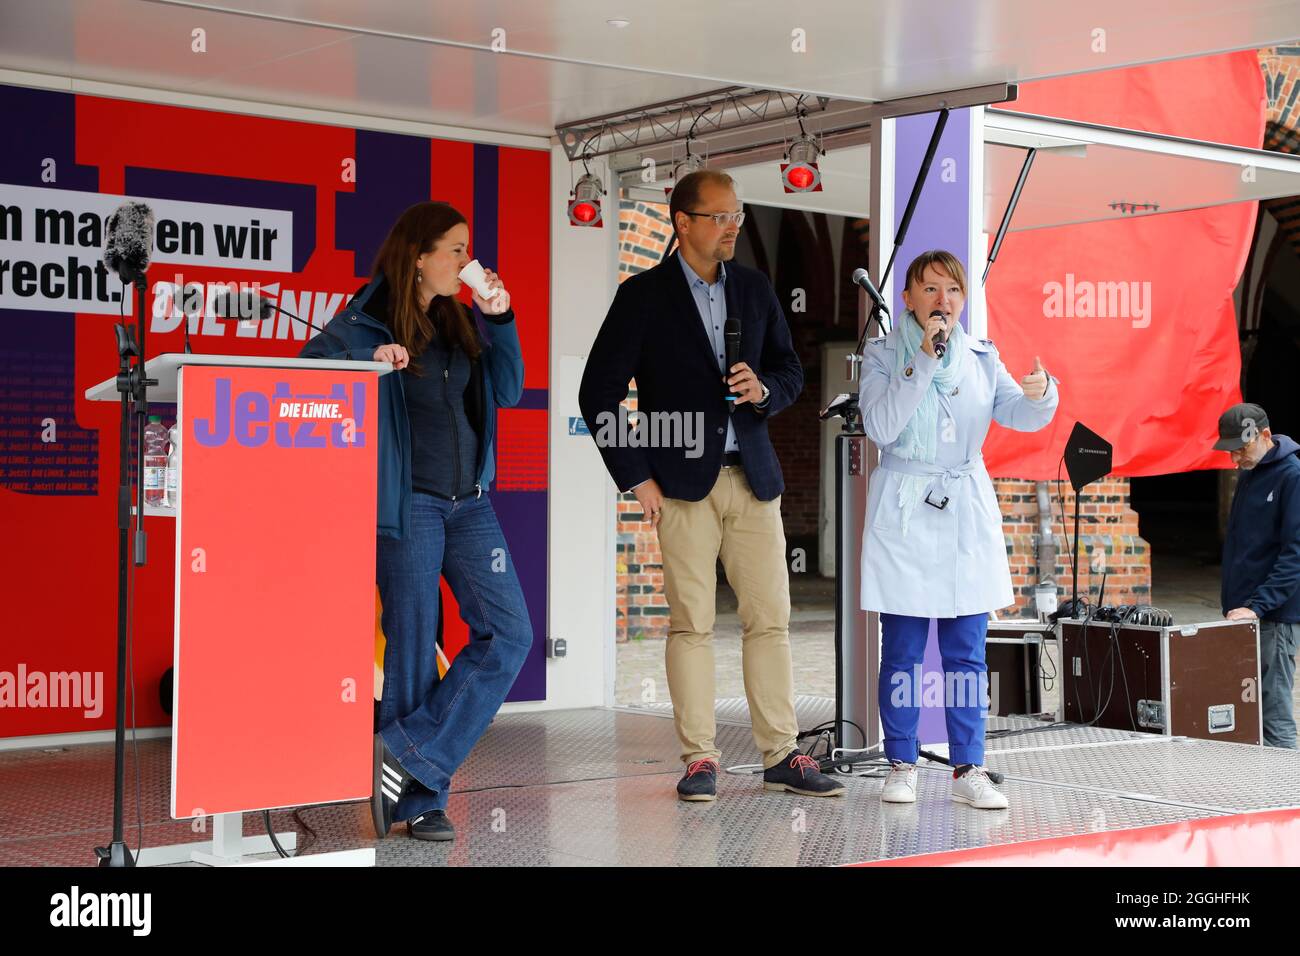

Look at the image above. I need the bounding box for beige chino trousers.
[656,464,798,770]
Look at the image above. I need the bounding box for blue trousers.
[879,613,989,766]
[376,492,533,820]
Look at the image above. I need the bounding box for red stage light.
[568,171,605,227]
[780,161,822,193]
[786,165,815,190]
[781,132,824,193]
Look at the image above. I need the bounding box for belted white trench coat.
[858,321,1059,618]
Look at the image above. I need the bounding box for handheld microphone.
[103,201,155,285]
[929,309,947,358]
[724,317,741,404]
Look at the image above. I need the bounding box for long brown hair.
[373,202,481,373]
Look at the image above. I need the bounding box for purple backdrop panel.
[491,488,547,701]
[892,110,973,748]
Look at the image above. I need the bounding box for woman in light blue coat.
[858,250,1058,809]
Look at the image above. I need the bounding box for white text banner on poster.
[0,183,294,315]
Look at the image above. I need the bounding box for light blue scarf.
[893,311,968,534]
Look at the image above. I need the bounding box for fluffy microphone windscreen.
[103,201,155,283]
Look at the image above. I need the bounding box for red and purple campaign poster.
[172,364,377,816]
[0,84,551,740]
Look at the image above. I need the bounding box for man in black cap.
[1216,402,1300,748]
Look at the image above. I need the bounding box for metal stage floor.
[3,698,1298,866]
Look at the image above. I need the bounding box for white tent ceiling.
[981,110,1300,231]
[2,0,1300,140]
[5,0,1300,231]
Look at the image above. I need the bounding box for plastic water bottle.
[164,424,180,510]
[143,415,168,507]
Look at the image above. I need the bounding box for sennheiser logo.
[1076,447,1108,455]
[49,886,151,936]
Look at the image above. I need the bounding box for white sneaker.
[880,761,918,803]
[951,766,1009,809]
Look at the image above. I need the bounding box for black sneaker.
[371,734,413,839]
[763,750,846,797]
[676,758,719,802]
[407,810,456,842]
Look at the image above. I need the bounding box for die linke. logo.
[192,377,366,448]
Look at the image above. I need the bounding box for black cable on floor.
[984,720,1074,740]
[257,806,321,859]
[263,811,291,859]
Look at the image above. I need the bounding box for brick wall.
[615,200,671,640]
[610,196,1152,634]
[1259,44,1300,128]
[995,476,1149,618]
[762,319,825,555]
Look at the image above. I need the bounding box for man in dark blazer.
[580,170,843,801]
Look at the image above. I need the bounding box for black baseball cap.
[1214,403,1270,451]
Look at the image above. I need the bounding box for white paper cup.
[458,259,500,300]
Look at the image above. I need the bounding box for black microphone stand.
[97,272,154,867]
[826,389,864,759]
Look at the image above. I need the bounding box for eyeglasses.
[682,210,746,227]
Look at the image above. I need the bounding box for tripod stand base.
[94,841,135,867]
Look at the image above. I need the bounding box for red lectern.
[87,353,391,865]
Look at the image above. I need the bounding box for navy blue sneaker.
[408,810,456,842]
[371,734,413,839]
[763,750,845,797]
[676,758,719,802]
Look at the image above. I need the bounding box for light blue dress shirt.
[678,255,740,453]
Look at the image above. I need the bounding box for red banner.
[0,84,552,740]
[984,52,1264,478]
